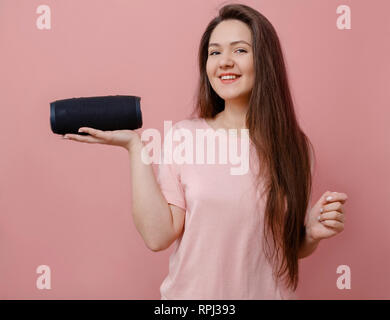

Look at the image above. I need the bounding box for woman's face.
[206,19,255,103]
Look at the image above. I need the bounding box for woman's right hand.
[63,127,141,151]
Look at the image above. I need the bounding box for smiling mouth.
[219,75,241,84]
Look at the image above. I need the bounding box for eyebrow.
[208,40,252,48]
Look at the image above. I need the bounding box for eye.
[208,48,247,56]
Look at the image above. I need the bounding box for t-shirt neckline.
[201,117,247,139]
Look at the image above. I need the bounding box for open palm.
[63,127,140,150]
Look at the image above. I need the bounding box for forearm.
[298,232,320,259]
[128,139,174,251]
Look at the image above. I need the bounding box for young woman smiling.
[63,4,348,299]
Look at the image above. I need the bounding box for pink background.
[0,0,389,299]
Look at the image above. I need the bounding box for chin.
[217,92,244,100]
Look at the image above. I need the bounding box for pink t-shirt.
[157,118,297,300]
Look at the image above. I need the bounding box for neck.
[218,99,249,130]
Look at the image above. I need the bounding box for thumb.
[317,191,333,206]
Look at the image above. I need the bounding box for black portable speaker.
[50,95,142,135]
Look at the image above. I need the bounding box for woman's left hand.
[305,191,348,242]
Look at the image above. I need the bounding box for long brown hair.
[190,3,315,291]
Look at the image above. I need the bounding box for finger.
[79,127,113,143]
[321,202,344,214]
[78,127,102,136]
[322,191,348,205]
[319,211,345,223]
[320,219,344,231]
[63,133,102,144]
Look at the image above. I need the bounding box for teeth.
[221,75,238,80]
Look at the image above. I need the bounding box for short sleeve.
[156,123,186,211]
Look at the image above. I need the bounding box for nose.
[218,52,234,68]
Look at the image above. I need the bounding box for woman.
[63,3,348,299]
